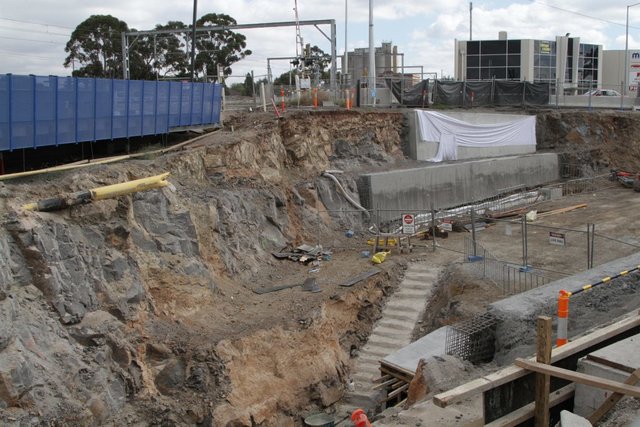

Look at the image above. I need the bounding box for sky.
[1,0,640,84]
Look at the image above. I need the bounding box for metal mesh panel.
[445,312,498,364]
[0,75,223,151]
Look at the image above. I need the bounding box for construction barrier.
[556,290,570,346]
[0,74,223,152]
[556,265,640,346]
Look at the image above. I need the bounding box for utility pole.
[369,0,376,105]
[470,2,473,41]
[344,0,348,85]
[190,0,198,82]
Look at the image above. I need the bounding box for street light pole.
[625,3,640,96]
[344,0,348,85]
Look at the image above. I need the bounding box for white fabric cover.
[415,110,536,162]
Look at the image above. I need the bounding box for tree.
[64,15,128,78]
[243,73,254,96]
[151,21,190,78]
[194,13,252,78]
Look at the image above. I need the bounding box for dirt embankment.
[536,110,640,171]
[0,111,407,426]
[3,108,640,426]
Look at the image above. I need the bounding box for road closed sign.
[402,214,416,234]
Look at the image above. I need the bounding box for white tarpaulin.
[415,110,536,162]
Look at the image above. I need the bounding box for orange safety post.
[556,290,571,347]
[313,88,318,109]
[280,86,286,113]
[351,409,371,427]
[345,88,350,110]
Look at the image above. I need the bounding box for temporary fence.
[463,236,553,295]
[433,80,550,107]
[0,74,223,152]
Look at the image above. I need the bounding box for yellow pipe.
[91,173,170,200]
[22,173,171,211]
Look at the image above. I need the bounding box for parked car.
[582,89,621,96]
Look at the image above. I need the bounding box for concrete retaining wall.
[358,153,559,221]
[406,110,537,161]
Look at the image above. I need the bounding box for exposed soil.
[2,108,640,426]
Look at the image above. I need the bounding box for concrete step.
[374,325,413,339]
[384,299,427,312]
[367,337,407,350]
[376,317,417,329]
[382,311,416,323]
[359,347,390,359]
[394,289,431,300]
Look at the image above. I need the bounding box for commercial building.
[602,50,640,95]
[454,33,603,94]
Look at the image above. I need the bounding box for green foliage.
[64,15,128,78]
[195,13,252,78]
[151,21,189,78]
[64,13,251,80]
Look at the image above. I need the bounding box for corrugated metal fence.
[0,74,223,151]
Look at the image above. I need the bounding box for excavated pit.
[2,109,640,426]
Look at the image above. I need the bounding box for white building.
[454,33,603,94]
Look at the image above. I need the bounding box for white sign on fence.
[440,219,453,232]
[402,214,416,234]
[549,232,566,246]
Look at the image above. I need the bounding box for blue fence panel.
[142,81,156,135]
[112,80,128,139]
[35,76,56,148]
[156,82,170,134]
[77,78,96,143]
[56,77,76,145]
[180,83,192,126]
[11,75,35,149]
[95,79,113,141]
[0,74,222,152]
[0,76,9,151]
[212,84,222,124]
[128,80,143,137]
[168,82,181,128]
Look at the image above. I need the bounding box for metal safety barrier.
[0,74,223,151]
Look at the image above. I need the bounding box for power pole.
[190,0,198,82]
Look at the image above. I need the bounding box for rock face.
[536,111,640,171]
[0,111,405,425]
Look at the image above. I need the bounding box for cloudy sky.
[1,0,639,83]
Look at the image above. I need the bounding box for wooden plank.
[485,384,575,427]
[252,283,301,294]
[372,374,392,384]
[433,312,640,408]
[339,269,381,287]
[536,204,587,218]
[386,383,409,400]
[372,378,400,390]
[534,316,553,427]
[515,359,640,398]
[587,368,640,424]
[380,361,416,383]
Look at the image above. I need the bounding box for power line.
[0,24,69,37]
[0,35,63,44]
[532,1,640,30]
[0,49,62,60]
[0,16,71,29]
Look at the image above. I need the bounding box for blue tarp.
[0,74,222,151]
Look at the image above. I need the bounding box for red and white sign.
[440,219,454,232]
[402,214,416,234]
